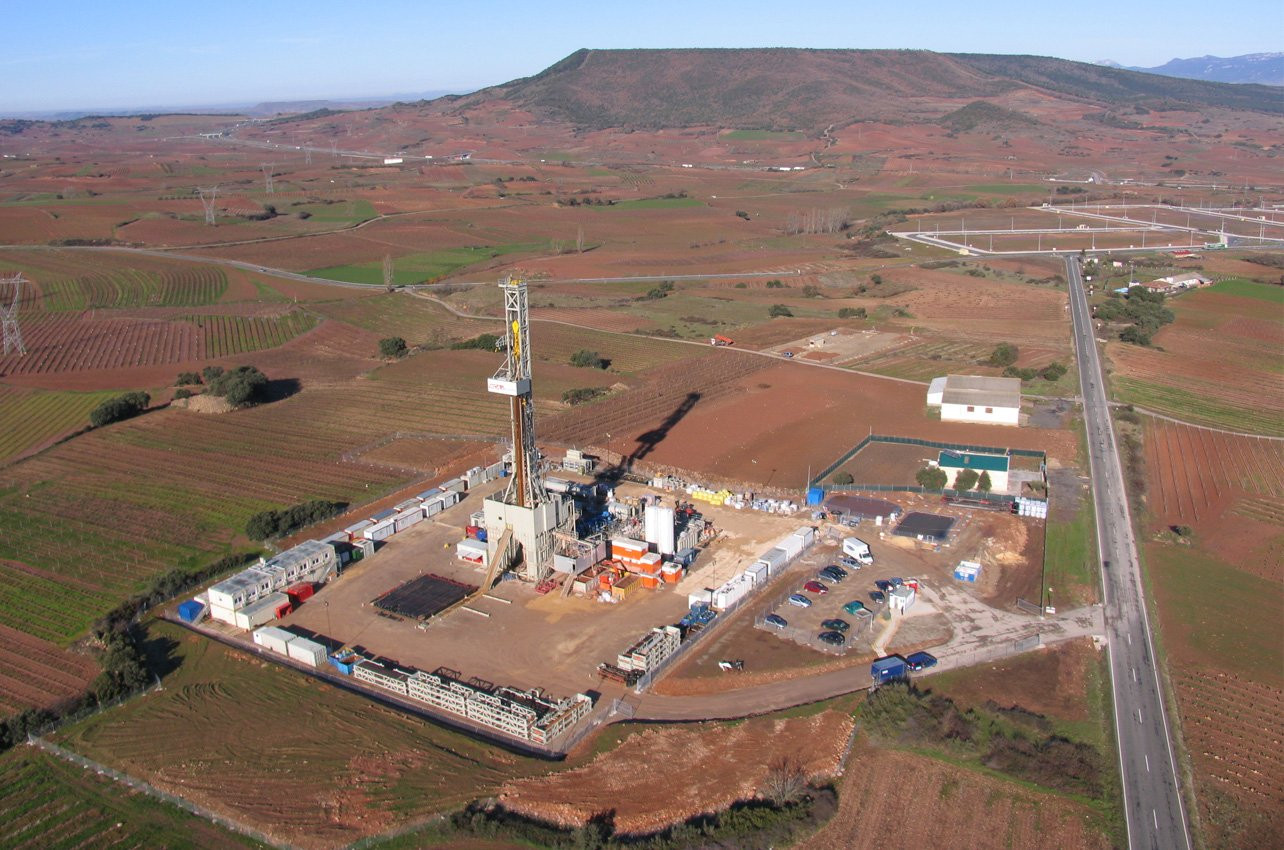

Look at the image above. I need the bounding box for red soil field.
[500,711,853,833]
[795,740,1109,850]
[1175,667,1284,849]
[595,361,1075,489]
[0,622,98,718]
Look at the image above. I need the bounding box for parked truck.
[842,536,873,565]
[871,655,907,684]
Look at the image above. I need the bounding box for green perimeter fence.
[809,434,1046,503]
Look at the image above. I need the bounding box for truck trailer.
[842,536,874,565]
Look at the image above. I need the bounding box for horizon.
[5,0,1281,116]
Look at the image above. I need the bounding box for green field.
[56,622,551,846]
[1207,278,1284,303]
[315,291,491,344]
[962,182,1049,195]
[289,198,377,225]
[1044,493,1098,608]
[1148,541,1284,683]
[0,746,264,850]
[39,268,228,311]
[602,196,705,210]
[1111,376,1282,437]
[722,129,806,141]
[307,242,543,285]
[184,311,319,358]
[0,387,116,465]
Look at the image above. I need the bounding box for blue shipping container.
[871,656,907,683]
[806,486,825,506]
[177,600,205,623]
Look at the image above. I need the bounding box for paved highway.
[1065,256,1191,850]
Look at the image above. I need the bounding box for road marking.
[1137,708,1143,724]
[1127,633,1132,646]
[1145,754,1150,772]
[1154,809,1159,830]
[1133,667,1138,682]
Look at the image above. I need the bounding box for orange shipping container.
[640,575,661,589]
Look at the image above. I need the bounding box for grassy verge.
[308,242,544,286]
[1044,491,1098,608]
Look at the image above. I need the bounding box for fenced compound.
[810,433,1046,499]
[754,577,883,656]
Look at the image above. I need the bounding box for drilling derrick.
[482,276,573,583]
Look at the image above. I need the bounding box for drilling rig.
[481,276,574,584]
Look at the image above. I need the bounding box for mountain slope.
[1127,53,1284,86]
[450,48,1284,131]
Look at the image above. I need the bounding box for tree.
[765,279,785,289]
[174,388,193,400]
[202,365,224,383]
[988,342,1019,367]
[953,468,979,491]
[833,472,855,485]
[89,392,150,428]
[768,304,793,318]
[762,756,808,806]
[175,371,202,386]
[570,349,607,369]
[977,471,993,493]
[207,365,268,407]
[379,336,408,358]
[1039,362,1067,381]
[870,274,883,286]
[451,333,500,351]
[1120,325,1151,346]
[916,466,948,490]
[382,254,394,291]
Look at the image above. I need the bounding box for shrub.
[202,365,224,383]
[736,210,751,220]
[175,371,202,386]
[916,466,948,490]
[765,279,785,289]
[562,387,607,405]
[174,388,192,400]
[379,336,408,358]
[1039,362,1068,381]
[451,332,501,351]
[768,304,793,318]
[833,472,854,485]
[246,499,347,541]
[570,349,607,369]
[988,342,1019,367]
[977,471,992,493]
[838,307,866,318]
[89,392,151,428]
[1003,366,1038,381]
[1120,325,1151,346]
[801,284,822,298]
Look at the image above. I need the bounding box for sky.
[4,0,1281,114]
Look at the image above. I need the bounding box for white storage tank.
[656,506,676,556]
[253,625,295,656]
[286,636,327,667]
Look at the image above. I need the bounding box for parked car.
[817,569,845,584]
[839,556,863,569]
[821,618,850,633]
[820,565,848,580]
[818,631,847,646]
[906,651,937,671]
[782,351,794,358]
[889,577,905,587]
[802,580,829,595]
[843,600,866,616]
[875,580,893,592]
[765,613,788,629]
[787,594,813,608]
[869,590,886,604]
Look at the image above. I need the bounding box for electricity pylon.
[197,186,218,225]
[1,273,27,356]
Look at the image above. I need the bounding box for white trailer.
[253,626,295,656]
[842,536,873,565]
[286,636,328,667]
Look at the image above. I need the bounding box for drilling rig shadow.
[594,391,701,486]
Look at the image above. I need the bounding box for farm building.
[1144,272,1212,293]
[927,375,1021,426]
[936,451,1009,492]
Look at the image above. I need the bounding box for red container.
[286,583,314,604]
[274,601,293,619]
[465,525,482,539]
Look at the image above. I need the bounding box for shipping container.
[688,589,714,608]
[745,562,769,586]
[394,498,421,513]
[758,548,788,571]
[792,525,816,546]
[393,508,424,533]
[370,508,396,523]
[328,650,357,675]
[871,656,908,683]
[209,604,237,626]
[439,477,467,493]
[673,547,698,568]
[416,487,442,502]
[363,519,395,541]
[344,519,373,540]
[422,498,443,518]
[777,536,803,560]
[640,575,660,589]
[953,561,981,582]
[253,625,295,655]
[285,583,314,604]
[286,636,327,667]
[177,600,206,623]
[234,592,290,630]
[437,490,461,508]
[274,599,293,619]
[469,510,486,525]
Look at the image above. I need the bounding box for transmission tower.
[197,186,219,225]
[261,163,275,194]
[1,273,27,356]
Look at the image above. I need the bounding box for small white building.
[928,375,1021,426]
[937,451,1010,492]
[889,585,916,613]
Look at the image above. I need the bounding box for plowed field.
[1144,419,1284,524]
[794,740,1110,850]
[0,623,98,718]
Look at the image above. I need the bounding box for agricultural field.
[794,740,1110,850]
[55,622,550,850]
[307,242,545,286]
[1143,419,1284,526]
[0,624,98,717]
[1107,282,1284,436]
[0,746,264,850]
[188,311,319,358]
[0,386,116,464]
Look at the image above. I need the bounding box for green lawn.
[1044,492,1098,608]
[1207,278,1284,303]
[307,242,543,285]
[290,198,377,224]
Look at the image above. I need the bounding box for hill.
[447,48,1284,131]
